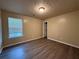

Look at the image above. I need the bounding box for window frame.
[8,16,24,39]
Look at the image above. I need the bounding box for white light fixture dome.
[39,7,45,12]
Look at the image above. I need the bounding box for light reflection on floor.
[0,45,29,59]
[9,47,25,58]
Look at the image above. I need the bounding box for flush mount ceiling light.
[39,7,45,12]
[34,4,49,14]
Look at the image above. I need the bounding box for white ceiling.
[0,0,79,19]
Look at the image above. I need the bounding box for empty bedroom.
[0,0,79,59]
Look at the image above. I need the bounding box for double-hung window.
[8,17,23,38]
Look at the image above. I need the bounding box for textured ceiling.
[0,0,79,19]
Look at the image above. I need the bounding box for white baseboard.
[48,37,79,49]
[3,37,42,48]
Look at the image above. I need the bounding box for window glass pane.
[0,16,2,48]
[0,16,2,40]
[8,17,23,38]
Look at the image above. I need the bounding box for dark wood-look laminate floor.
[0,38,79,59]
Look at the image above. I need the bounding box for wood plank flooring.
[0,38,79,59]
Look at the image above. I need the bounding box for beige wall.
[2,9,79,48]
[1,10,43,47]
[46,10,79,47]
